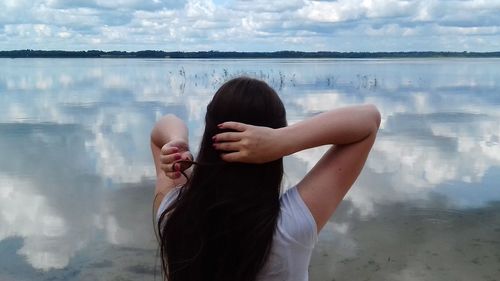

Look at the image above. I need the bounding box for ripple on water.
[407,208,467,228]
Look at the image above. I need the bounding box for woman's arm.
[280,104,380,155]
[151,114,191,214]
[151,114,189,150]
[213,104,380,232]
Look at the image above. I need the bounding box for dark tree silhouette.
[0,50,499,58]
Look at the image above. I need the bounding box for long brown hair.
[157,77,287,281]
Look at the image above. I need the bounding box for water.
[1,58,499,281]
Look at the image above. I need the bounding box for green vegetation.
[1,50,499,58]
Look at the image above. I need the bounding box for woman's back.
[150,77,380,281]
[157,185,317,281]
[154,77,287,281]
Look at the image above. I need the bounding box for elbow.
[374,107,381,129]
[150,118,162,143]
[366,104,381,130]
[150,126,160,148]
[150,114,175,146]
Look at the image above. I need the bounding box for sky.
[1,0,500,52]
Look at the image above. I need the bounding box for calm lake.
[1,58,499,281]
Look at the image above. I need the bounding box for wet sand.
[310,200,500,281]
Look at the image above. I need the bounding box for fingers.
[160,162,180,173]
[177,159,193,172]
[220,152,242,162]
[213,132,241,142]
[161,161,189,180]
[213,141,240,152]
[218,121,248,132]
[160,152,181,166]
[165,171,182,179]
[161,141,189,154]
[180,151,193,161]
[159,141,192,180]
[160,152,193,180]
[161,145,179,155]
[160,147,192,164]
[167,139,189,150]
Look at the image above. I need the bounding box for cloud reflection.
[0,59,499,277]
[0,123,99,270]
[0,122,159,272]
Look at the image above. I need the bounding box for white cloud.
[1,0,500,51]
[232,0,305,13]
[186,0,215,18]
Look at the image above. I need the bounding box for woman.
[151,77,380,281]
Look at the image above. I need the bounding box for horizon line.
[1,49,499,59]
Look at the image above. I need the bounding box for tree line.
[1,50,499,58]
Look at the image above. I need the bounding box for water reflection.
[0,58,499,280]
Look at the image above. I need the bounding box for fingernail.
[217,124,223,128]
[212,136,216,142]
[175,172,181,178]
[175,163,180,171]
[174,154,181,160]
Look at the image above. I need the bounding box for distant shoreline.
[1,50,499,59]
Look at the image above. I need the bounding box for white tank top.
[156,186,318,281]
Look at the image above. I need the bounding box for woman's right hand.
[212,122,285,163]
[160,139,192,179]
